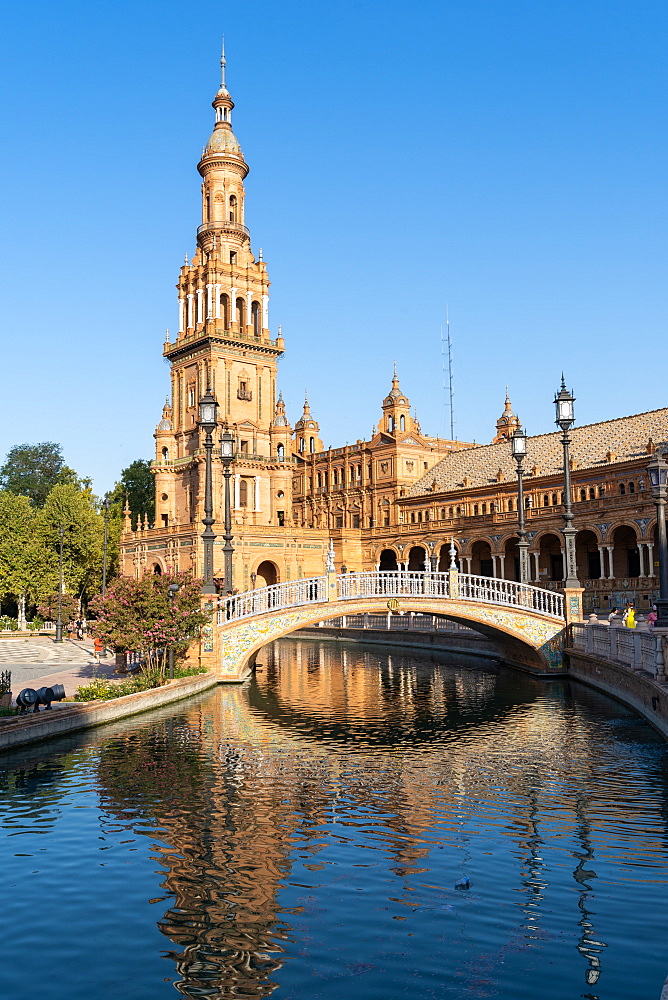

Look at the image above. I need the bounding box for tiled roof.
[406,407,668,497]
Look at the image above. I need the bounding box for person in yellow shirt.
[623,604,636,628]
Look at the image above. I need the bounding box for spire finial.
[220,36,226,88]
[392,362,400,390]
[560,372,566,390]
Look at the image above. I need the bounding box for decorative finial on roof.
[184,253,189,266]
[392,362,400,390]
[258,247,263,261]
[325,538,336,572]
[560,372,566,390]
[220,36,226,88]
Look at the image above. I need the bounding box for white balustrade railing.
[457,574,564,618]
[571,622,662,677]
[217,571,565,625]
[337,571,450,601]
[217,576,327,624]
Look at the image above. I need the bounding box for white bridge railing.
[217,571,564,625]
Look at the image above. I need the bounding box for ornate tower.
[380,367,414,436]
[492,389,521,443]
[293,395,323,455]
[154,48,290,532]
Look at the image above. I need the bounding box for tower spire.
[220,36,226,89]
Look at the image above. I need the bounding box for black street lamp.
[220,425,235,593]
[647,452,668,627]
[55,525,65,643]
[199,389,219,595]
[511,425,529,584]
[167,582,179,679]
[101,495,110,598]
[554,376,579,589]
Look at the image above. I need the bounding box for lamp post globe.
[510,426,529,585]
[647,453,668,627]
[220,425,235,594]
[554,377,579,590]
[198,390,219,596]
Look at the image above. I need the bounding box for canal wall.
[565,649,668,740]
[295,626,504,662]
[0,672,219,753]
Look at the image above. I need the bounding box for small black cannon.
[16,684,66,714]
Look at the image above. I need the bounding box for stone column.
[597,545,607,579]
[606,545,614,580]
[186,293,194,329]
[254,476,261,512]
[638,542,647,578]
[178,297,185,334]
[234,474,240,510]
[206,284,213,319]
[647,542,655,577]
[196,288,204,325]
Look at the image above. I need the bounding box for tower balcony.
[197,220,250,249]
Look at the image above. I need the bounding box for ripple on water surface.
[1,637,668,1000]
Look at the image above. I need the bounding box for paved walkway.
[0,637,118,699]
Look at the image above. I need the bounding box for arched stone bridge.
[203,570,576,681]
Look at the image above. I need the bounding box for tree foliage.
[0,492,58,622]
[108,458,155,529]
[89,573,207,676]
[0,442,84,506]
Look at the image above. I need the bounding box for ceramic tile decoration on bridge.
[203,567,577,681]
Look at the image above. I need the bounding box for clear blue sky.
[1,0,666,494]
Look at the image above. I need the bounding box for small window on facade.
[589,488,596,499]
[552,493,558,505]
[456,506,462,516]
[188,389,195,407]
[309,437,315,453]
[277,510,285,526]
[411,512,416,523]
[580,489,586,502]
[240,440,249,454]
[335,515,343,528]
[162,447,168,461]
[441,508,446,519]
[619,483,626,495]
[239,480,248,506]
[299,438,305,452]
[508,498,514,511]
[599,485,605,497]
[543,494,549,507]
[230,251,237,265]
[629,482,635,494]
[400,415,405,431]
[481,503,487,514]
[473,504,479,515]
[277,444,284,461]
[352,514,360,528]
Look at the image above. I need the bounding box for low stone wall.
[295,626,504,661]
[566,650,668,740]
[0,672,219,753]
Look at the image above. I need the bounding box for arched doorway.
[471,540,493,577]
[576,529,601,580]
[152,563,162,575]
[503,537,519,581]
[407,546,426,571]
[538,533,563,582]
[437,543,458,572]
[611,525,640,579]
[379,549,398,571]
[256,561,278,587]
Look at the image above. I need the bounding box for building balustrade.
[197,220,251,238]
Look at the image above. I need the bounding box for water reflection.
[3,638,668,1000]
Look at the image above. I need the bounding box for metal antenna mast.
[441,307,455,440]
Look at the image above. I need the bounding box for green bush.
[74,664,206,702]
[26,616,44,631]
[0,616,18,631]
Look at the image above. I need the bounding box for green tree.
[108,458,155,529]
[38,484,105,605]
[0,442,85,506]
[88,573,207,677]
[0,492,57,625]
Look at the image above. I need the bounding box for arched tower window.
[400,414,405,431]
[229,194,237,223]
[161,447,168,461]
[239,479,248,507]
[277,443,284,461]
[251,301,261,338]
[220,293,230,328]
[619,483,626,495]
[309,437,315,453]
[205,195,211,221]
[236,297,245,329]
[299,437,305,453]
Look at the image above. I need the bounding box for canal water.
[1,638,668,1000]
